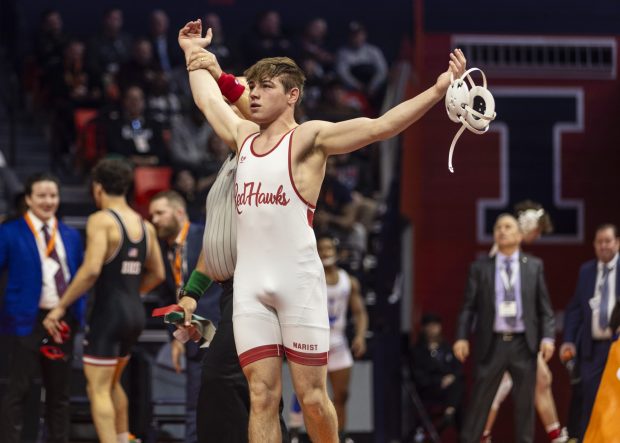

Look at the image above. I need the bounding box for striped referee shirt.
[203,154,237,281]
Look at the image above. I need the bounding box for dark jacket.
[456,253,555,362]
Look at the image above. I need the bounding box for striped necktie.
[599,265,613,329]
[42,224,68,296]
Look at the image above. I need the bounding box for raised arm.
[186,49,252,120]
[179,20,256,151]
[312,49,466,156]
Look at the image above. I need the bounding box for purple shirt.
[494,250,525,333]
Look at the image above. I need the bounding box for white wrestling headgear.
[517,208,545,235]
[445,67,497,173]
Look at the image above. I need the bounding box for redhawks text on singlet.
[234,181,290,214]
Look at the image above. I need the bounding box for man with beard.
[148,190,221,443]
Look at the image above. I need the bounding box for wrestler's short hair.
[151,190,187,211]
[244,57,306,104]
[91,158,133,196]
[24,172,60,196]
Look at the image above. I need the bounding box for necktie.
[504,257,516,326]
[504,258,515,301]
[42,224,68,296]
[599,265,612,329]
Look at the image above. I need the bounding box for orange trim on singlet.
[171,221,190,289]
[24,213,57,257]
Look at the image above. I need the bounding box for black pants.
[460,334,537,443]
[0,311,76,443]
[578,339,611,439]
[197,280,289,442]
[419,376,465,431]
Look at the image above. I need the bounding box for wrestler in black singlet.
[83,210,147,360]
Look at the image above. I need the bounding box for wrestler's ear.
[287,87,300,106]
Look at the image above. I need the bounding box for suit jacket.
[563,259,620,359]
[456,252,555,362]
[149,35,182,71]
[0,217,85,336]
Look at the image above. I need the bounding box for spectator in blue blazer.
[0,172,85,443]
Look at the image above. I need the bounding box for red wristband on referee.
[217,72,245,103]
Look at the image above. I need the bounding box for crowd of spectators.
[20,6,390,266]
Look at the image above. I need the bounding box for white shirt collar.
[496,249,520,265]
[598,253,619,272]
[27,210,56,234]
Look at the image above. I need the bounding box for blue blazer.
[0,217,86,336]
[564,259,620,359]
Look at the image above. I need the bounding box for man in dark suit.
[149,10,179,73]
[0,173,85,443]
[560,223,619,440]
[453,213,555,443]
[149,190,221,443]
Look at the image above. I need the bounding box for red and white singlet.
[233,128,329,367]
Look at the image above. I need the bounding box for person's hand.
[186,49,223,79]
[440,374,456,389]
[178,296,197,327]
[540,340,555,363]
[435,48,467,95]
[453,339,469,363]
[351,335,367,358]
[178,19,213,54]
[43,306,67,343]
[171,339,185,373]
[559,342,577,362]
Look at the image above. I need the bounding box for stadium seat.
[133,166,173,216]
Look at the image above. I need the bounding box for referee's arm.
[177,250,212,323]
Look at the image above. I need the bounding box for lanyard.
[499,266,517,293]
[499,260,519,293]
[171,222,190,289]
[24,213,57,257]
